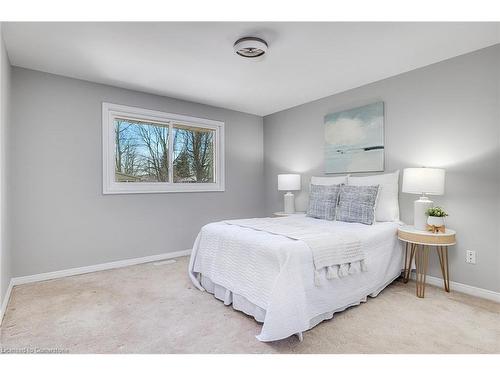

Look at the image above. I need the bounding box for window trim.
[102,102,225,194]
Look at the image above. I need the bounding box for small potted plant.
[426,207,448,231]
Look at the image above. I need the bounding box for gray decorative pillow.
[337,185,379,225]
[307,184,341,220]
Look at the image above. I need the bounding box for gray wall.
[1,25,12,308]
[264,45,500,292]
[10,68,265,277]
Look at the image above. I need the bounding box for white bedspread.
[224,217,364,284]
[189,215,403,342]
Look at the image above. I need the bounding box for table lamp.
[278,174,301,214]
[402,167,445,230]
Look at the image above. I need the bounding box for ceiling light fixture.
[233,37,268,59]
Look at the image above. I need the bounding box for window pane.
[114,118,169,182]
[173,124,215,183]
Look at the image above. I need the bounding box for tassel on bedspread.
[315,259,367,286]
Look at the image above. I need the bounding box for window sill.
[103,183,225,194]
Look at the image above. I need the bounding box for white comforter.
[189,215,403,342]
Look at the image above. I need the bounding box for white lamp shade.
[278,174,301,191]
[402,168,445,195]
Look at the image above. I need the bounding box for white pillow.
[348,170,400,222]
[311,175,348,186]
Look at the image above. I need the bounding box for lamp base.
[284,192,295,214]
[414,196,433,231]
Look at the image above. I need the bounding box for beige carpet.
[1,256,499,354]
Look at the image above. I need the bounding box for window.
[103,103,224,194]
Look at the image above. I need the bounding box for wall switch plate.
[466,250,476,264]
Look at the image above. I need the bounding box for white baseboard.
[12,249,192,286]
[0,279,14,325]
[410,271,500,303]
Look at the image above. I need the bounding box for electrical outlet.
[466,250,476,264]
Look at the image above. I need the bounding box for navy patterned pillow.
[337,185,379,225]
[306,184,341,221]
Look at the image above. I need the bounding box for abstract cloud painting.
[324,102,384,173]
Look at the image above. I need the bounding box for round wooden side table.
[398,225,456,298]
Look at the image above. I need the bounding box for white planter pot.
[427,216,445,227]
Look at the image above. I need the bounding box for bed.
[188,214,403,342]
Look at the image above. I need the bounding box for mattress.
[188,214,403,342]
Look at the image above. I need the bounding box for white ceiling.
[3,22,499,116]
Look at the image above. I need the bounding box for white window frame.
[102,102,225,194]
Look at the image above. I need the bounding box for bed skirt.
[199,273,400,341]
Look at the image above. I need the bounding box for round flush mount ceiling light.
[233,37,268,59]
